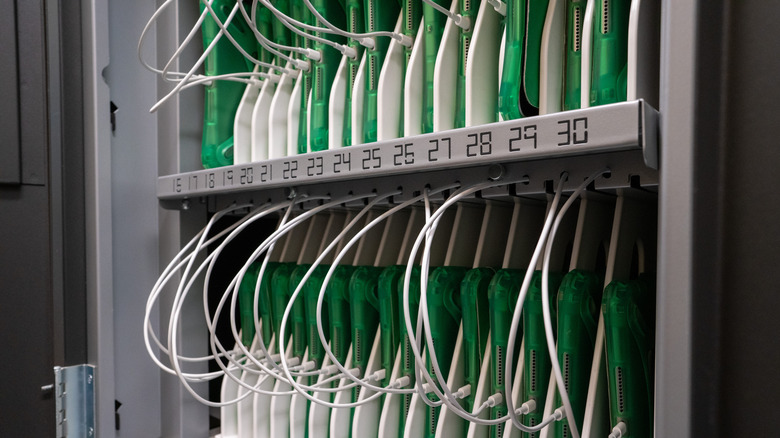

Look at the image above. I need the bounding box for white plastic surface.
[538,370,558,438]
[237,337,262,437]
[580,316,609,438]
[352,56,368,145]
[233,65,262,164]
[269,339,295,438]
[287,72,303,156]
[289,349,309,438]
[627,0,641,101]
[306,88,313,153]
[252,334,277,438]
[502,339,525,438]
[402,358,427,438]
[539,0,565,115]
[466,0,503,127]
[219,342,242,438]
[352,330,382,438]
[268,64,294,159]
[580,0,596,109]
[251,76,277,162]
[308,346,334,435]
[432,0,461,132]
[351,54,367,145]
[498,28,506,122]
[403,19,425,137]
[329,56,348,149]
[377,347,403,438]
[434,324,466,438]
[466,335,492,438]
[377,14,404,141]
[329,345,354,438]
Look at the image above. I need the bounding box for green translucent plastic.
[398,266,422,437]
[290,264,312,359]
[522,0,550,112]
[454,0,481,128]
[487,269,525,438]
[422,0,450,134]
[271,0,292,64]
[349,266,383,402]
[562,0,585,110]
[200,0,257,168]
[342,0,365,147]
[521,271,563,437]
[602,276,655,438]
[271,262,297,346]
[310,1,347,152]
[302,265,329,438]
[551,269,602,438]
[459,267,495,412]
[304,265,330,368]
[291,1,308,53]
[589,0,630,106]
[258,262,281,346]
[378,266,405,387]
[255,6,275,68]
[399,0,422,136]
[238,261,261,347]
[498,0,526,121]
[326,266,356,404]
[361,0,401,144]
[295,5,315,154]
[498,0,549,120]
[425,266,467,438]
[327,266,356,365]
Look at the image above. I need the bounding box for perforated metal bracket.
[55,365,96,438]
[157,100,659,205]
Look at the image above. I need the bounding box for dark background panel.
[0,185,55,436]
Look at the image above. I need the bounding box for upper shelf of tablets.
[148,0,660,203]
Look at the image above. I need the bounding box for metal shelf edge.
[157,100,658,201]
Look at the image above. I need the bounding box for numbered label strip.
[159,100,656,200]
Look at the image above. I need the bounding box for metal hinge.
[55,365,96,438]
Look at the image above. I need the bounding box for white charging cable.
[538,169,610,438]
[422,0,471,31]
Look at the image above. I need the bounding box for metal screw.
[488,164,505,181]
[181,199,191,210]
[88,426,94,436]
[87,374,93,385]
[41,384,54,394]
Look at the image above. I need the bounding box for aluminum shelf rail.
[157,100,658,204]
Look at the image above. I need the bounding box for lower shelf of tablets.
[211,187,657,438]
